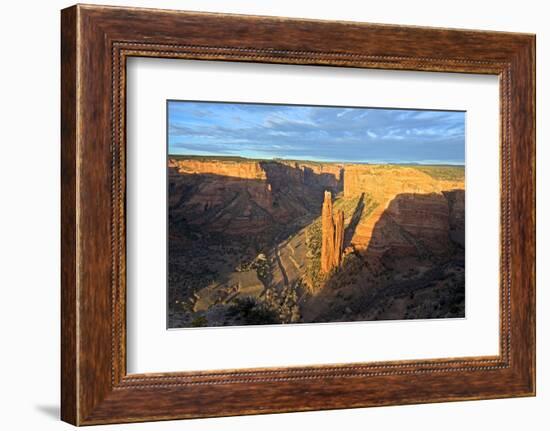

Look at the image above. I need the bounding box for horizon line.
[167,153,465,167]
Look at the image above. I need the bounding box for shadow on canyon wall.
[344,192,365,247]
[302,189,465,323]
[168,158,465,326]
[168,161,343,238]
[167,161,343,317]
[259,161,344,197]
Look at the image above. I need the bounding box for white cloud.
[336,108,353,118]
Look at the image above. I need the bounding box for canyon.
[167,156,465,328]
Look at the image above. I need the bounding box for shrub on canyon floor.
[227,296,280,325]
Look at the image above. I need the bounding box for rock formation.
[341,165,465,252]
[321,191,345,273]
[168,157,344,238]
[169,157,267,180]
[321,191,335,274]
[169,157,344,189]
[168,157,467,328]
[334,209,345,267]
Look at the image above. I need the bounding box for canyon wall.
[321,191,345,274]
[168,157,343,237]
[292,161,343,191]
[169,158,267,180]
[168,158,464,258]
[169,158,343,187]
[344,165,463,201]
[444,189,466,248]
[342,165,465,255]
[369,193,453,257]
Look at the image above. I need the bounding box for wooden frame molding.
[61,4,535,425]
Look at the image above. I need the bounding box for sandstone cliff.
[169,158,343,185]
[342,165,464,253]
[169,158,267,180]
[301,166,465,324]
[321,191,345,274]
[334,209,345,267]
[168,157,466,328]
[168,157,343,238]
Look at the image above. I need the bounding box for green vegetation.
[168,154,263,163]
[305,193,378,291]
[305,216,323,289]
[190,315,208,327]
[227,297,280,325]
[277,158,339,167]
[412,165,465,181]
[263,282,302,323]
[169,154,345,165]
[334,193,377,216]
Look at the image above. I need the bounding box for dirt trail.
[270,228,307,290]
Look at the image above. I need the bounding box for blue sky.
[167,101,465,165]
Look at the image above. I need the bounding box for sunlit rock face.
[169,158,267,180]
[342,165,465,254]
[320,191,344,274]
[168,158,343,237]
[168,157,466,328]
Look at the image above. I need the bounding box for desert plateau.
[167,155,465,328]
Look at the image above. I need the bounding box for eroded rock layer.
[168,157,343,237]
[342,165,464,253]
[167,157,466,328]
[320,191,345,274]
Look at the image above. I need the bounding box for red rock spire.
[333,209,345,267]
[321,191,344,274]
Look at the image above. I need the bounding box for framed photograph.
[61,4,536,425]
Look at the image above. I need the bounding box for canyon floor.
[167,156,465,328]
